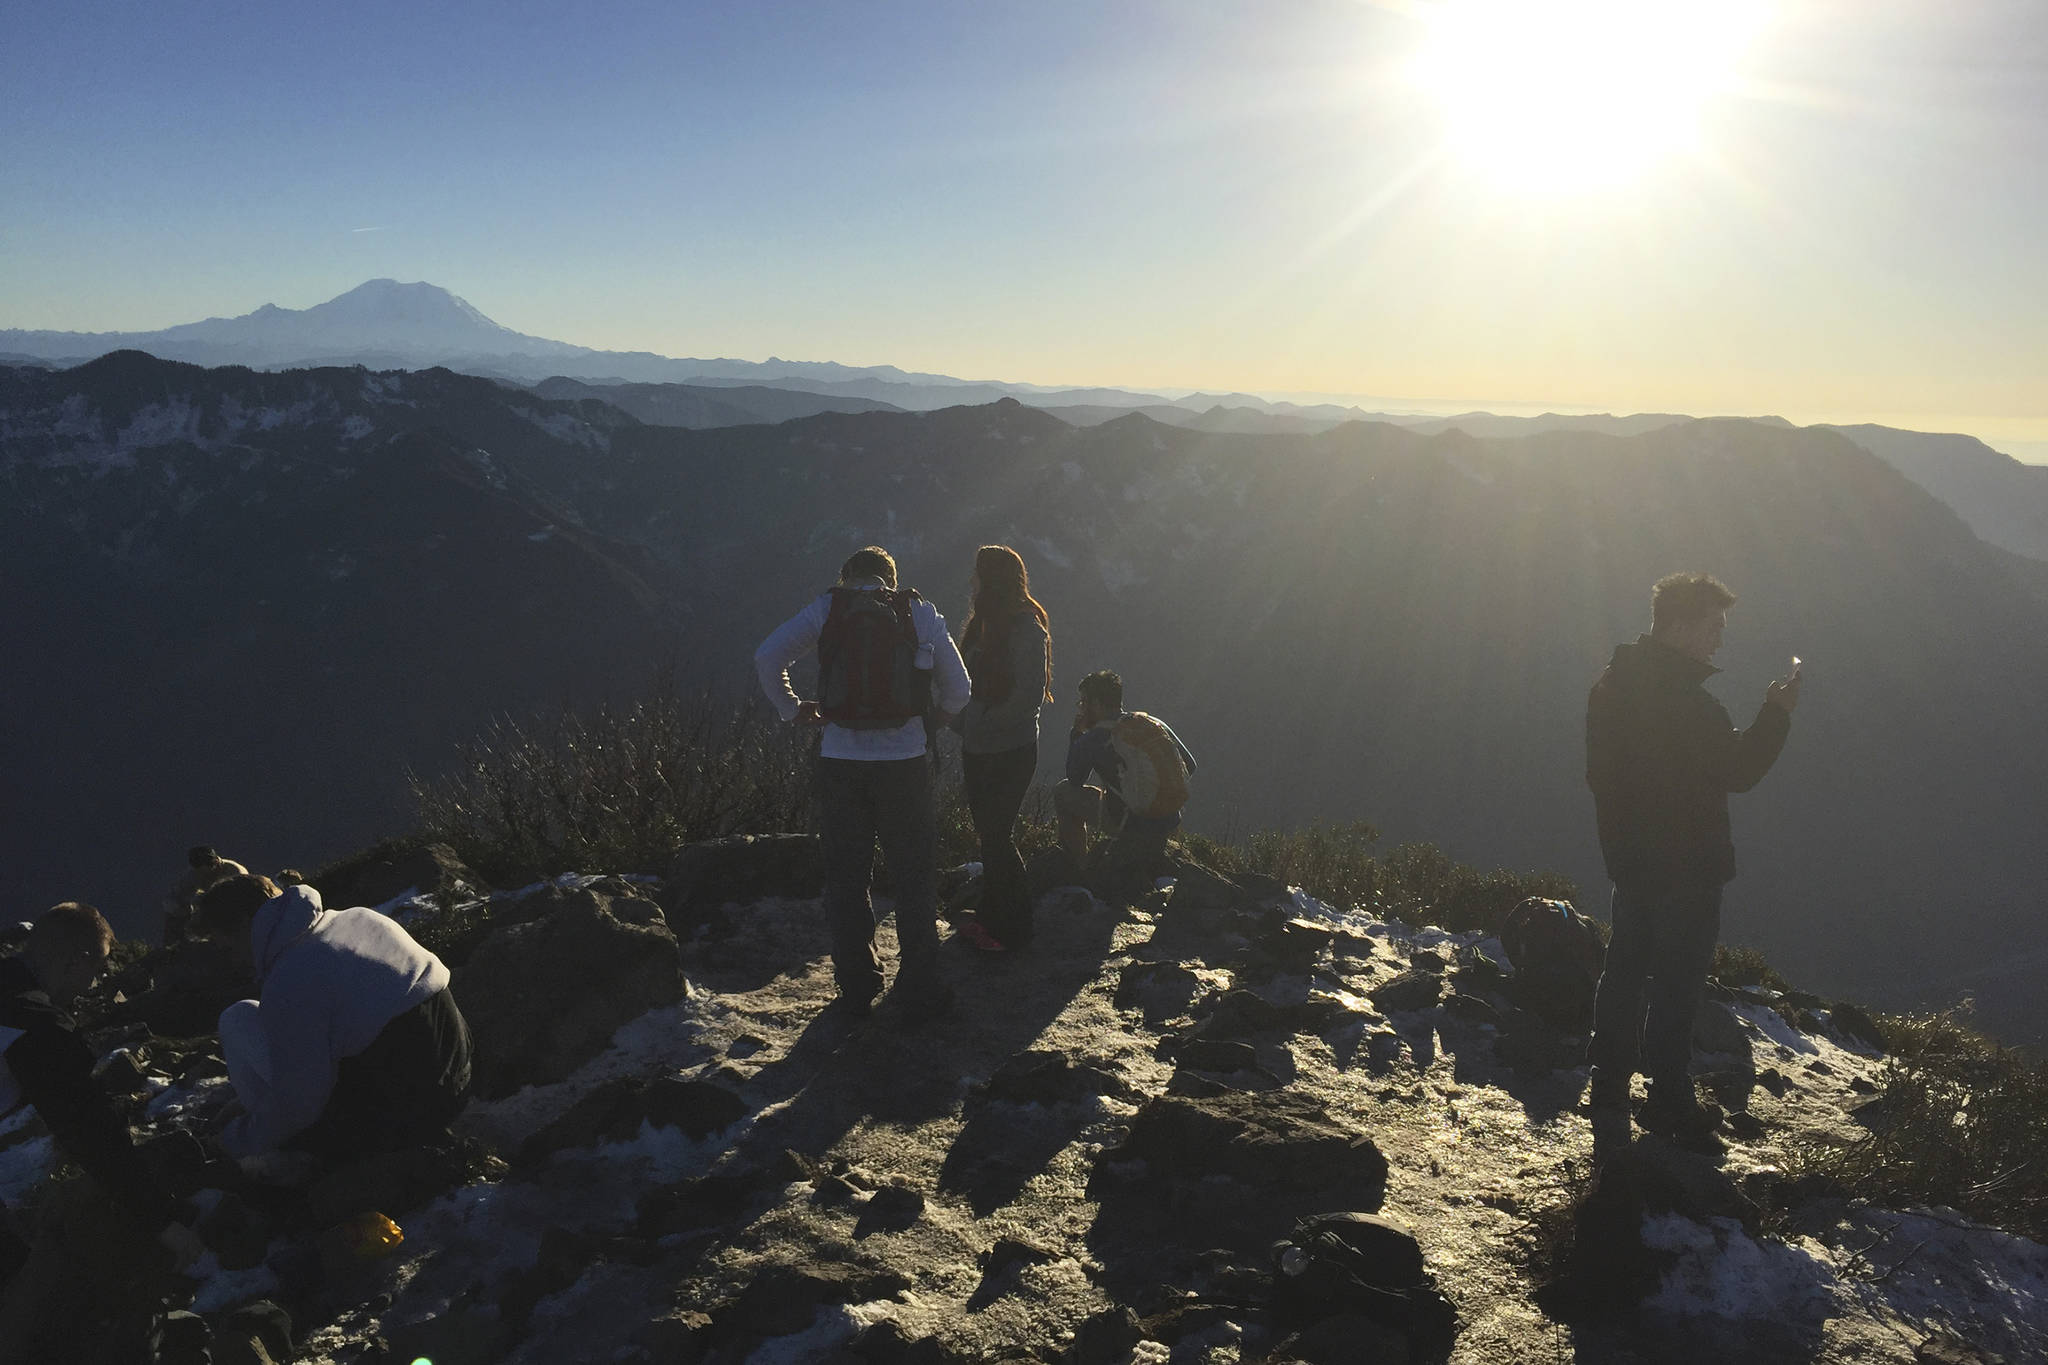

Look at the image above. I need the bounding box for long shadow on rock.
[1385,1009,1441,1071]
[939,1049,1141,1217]
[1538,1133,1822,1365]
[964,1235,1060,1313]
[678,896,839,996]
[696,1260,914,1361]
[728,891,1125,1180]
[1443,1008,1586,1126]
[1112,959,1206,1024]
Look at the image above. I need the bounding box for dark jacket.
[0,956,174,1225]
[1586,636,1791,890]
[954,611,1049,755]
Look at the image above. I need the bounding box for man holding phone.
[1584,572,1801,1138]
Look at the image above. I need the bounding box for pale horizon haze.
[5,1,2043,459]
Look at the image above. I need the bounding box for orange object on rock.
[319,1210,405,1270]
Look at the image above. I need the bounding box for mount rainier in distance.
[7,279,2047,562]
[0,278,1169,406]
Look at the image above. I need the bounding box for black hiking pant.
[817,756,942,1003]
[0,1205,27,1287]
[1587,883,1722,1090]
[963,742,1037,945]
[288,987,474,1159]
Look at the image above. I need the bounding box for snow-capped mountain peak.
[139,278,583,359]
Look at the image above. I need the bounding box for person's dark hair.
[1651,572,1737,634]
[188,845,218,869]
[29,902,114,961]
[838,546,898,589]
[1078,669,1123,713]
[961,544,1054,703]
[194,873,282,938]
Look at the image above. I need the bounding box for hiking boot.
[1586,1071,1631,1114]
[148,1310,213,1365]
[890,980,956,1024]
[826,989,876,1019]
[1638,1084,1723,1140]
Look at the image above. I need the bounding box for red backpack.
[817,587,930,728]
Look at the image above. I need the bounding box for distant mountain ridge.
[529,376,906,428]
[6,351,2046,1045]
[1818,424,2048,563]
[7,281,2045,560]
[0,280,1074,392]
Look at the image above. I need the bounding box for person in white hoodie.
[196,875,472,1159]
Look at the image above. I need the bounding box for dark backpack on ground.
[1271,1212,1460,1362]
[1499,896,1606,1029]
[817,586,929,729]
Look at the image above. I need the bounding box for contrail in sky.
[350,226,392,234]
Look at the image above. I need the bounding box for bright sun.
[1413,0,1769,190]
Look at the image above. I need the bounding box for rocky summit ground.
[3,854,2043,1364]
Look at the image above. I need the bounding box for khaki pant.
[1054,779,1168,904]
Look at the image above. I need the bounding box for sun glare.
[1414,0,1769,190]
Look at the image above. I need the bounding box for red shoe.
[954,915,1010,953]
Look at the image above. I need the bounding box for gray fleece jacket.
[955,614,1049,755]
[221,885,450,1156]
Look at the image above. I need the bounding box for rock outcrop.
[455,879,687,1097]
[312,841,484,913]
[660,834,823,934]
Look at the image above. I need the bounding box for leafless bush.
[1179,821,1575,935]
[1791,1005,2048,1240]
[411,676,813,885]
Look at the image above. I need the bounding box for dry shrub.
[1791,1005,2048,1240]
[411,677,812,886]
[1178,821,1575,935]
[1711,942,1790,992]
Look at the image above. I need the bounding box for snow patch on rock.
[1644,1204,2048,1361]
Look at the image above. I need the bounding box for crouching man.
[196,875,472,1161]
[165,844,249,948]
[1055,670,1197,905]
[0,904,204,1282]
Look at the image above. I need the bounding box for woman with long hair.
[953,544,1053,951]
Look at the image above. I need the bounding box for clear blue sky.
[4,1,2043,456]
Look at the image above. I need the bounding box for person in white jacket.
[755,545,971,1021]
[196,875,472,1159]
